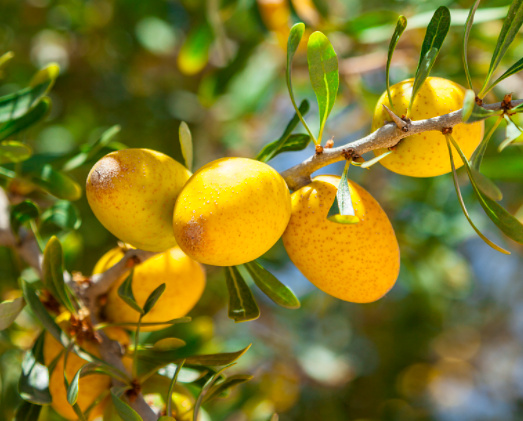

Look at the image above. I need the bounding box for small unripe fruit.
[86,149,191,252]
[43,313,129,420]
[282,175,400,303]
[173,157,291,266]
[95,246,206,331]
[372,77,484,177]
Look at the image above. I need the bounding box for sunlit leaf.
[0,51,14,70]
[178,24,213,75]
[225,266,260,322]
[0,140,32,163]
[307,31,339,143]
[166,359,185,417]
[153,338,186,351]
[41,200,82,231]
[0,97,50,141]
[327,162,360,224]
[416,6,450,74]
[462,90,501,123]
[470,168,503,201]
[470,115,503,170]
[193,365,233,421]
[0,78,56,123]
[463,0,481,89]
[27,164,82,201]
[202,374,253,404]
[10,200,39,238]
[360,150,393,169]
[111,387,143,421]
[179,122,193,171]
[499,115,523,151]
[409,48,438,117]
[243,261,300,309]
[29,63,60,89]
[0,296,24,330]
[117,270,144,315]
[19,333,51,405]
[386,16,407,111]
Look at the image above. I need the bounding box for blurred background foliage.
[2,0,523,420]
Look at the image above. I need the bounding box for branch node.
[341,148,355,160]
[315,145,324,155]
[382,104,409,132]
[325,137,334,149]
[501,93,513,111]
[475,96,483,106]
[441,127,453,135]
[126,255,141,268]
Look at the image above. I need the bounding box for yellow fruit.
[173,157,291,266]
[43,313,130,420]
[95,246,206,331]
[282,175,400,303]
[372,77,484,177]
[86,149,191,252]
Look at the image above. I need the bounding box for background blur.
[2,0,523,420]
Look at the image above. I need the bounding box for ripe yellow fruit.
[95,246,206,331]
[173,157,291,266]
[43,313,129,420]
[372,77,484,177]
[282,175,400,303]
[86,149,191,252]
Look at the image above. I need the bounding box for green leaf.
[117,270,144,315]
[386,16,407,111]
[111,388,144,421]
[307,31,339,143]
[480,0,523,96]
[256,100,311,163]
[95,317,191,330]
[415,6,451,74]
[0,140,32,163]
[166,360,185,417]
[487,56,523,94]
[286,23,316,143]
[14,401,42,421]
[449,134,523,247]
[463,0,481,90]
[66,365,82,405]
[62,345,87,421]
[360,150,393,169]
[193,365,233,421]
[142,283,166,315]
[327,162,360,224]
[41,200,82,231]
[153,338,186,351]
[446,136,509,254]
[27,164,82,201]
[243,261,300,309]
[179,122,193,171]
[470,168,503,201]
[202,374,253,404]
[409,47,439,117]
[0,82,54,123]
[10,200,40,237]
[19,333,52,405]
[0,296,25,330]
[499,115,523,151]
[225,266,260,323]
[462,90,501,123]
[42,236,76,314]
[470,115,503,171]
[0,97,51,141]
[177,24,213,75]
[29,63,60,89]
[0,51,14,70]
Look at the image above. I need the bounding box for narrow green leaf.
[10,200,39,238]
[202,374,253,404]
[461,91,501,123]
[244,261,300,309]
[386,16,407,111]
[110,388,144,421]
[117,270,144,315]
[256,100,311,163]
[29,63,60,89]
[463,0,481,90]
[179,122,193,171]
[43,236,76,314]
[307,31,339,143]
[480,0,523,96]
[193,365,233,421]
[0,51,14,70]
[499,115,523,151]
[153,338,186,351]
[19,333,52,404]
[470,168,503,201]
[41,200,82,230]
[470,115,503,171]
[66,365,82,405]
[416,6,451,74]
[286,23,316,143]
[409,47,439,116]
[225,266,260,322]
[449,134,523,246]
[95,317,191,330]
[0,98,51,141]
[360,150,393,168]
[0,81,54,123]
[14,401,42,421]
[166,359,185,417]
[0,140,32,163]
[177,24,213,75]
[487,57,523,94]
[63,345,87,421]
[0,296,24,330]
[142,283,166,315]
[327,162,360,225]
[27,164,82,201]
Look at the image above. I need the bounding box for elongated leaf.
[19,333,52,404]
[449,134,523,246]
[29,63,60,88]
[244,261,300,309]
[137,345,251,367]
[307,31,339,142]
[14,401,42,421]
[0,296,24,330]
[202,374,253,404]
[0,81,54,123]
[67,365,82,405]
[481,0,523,96]
[41,200,82,230]
[256,100,311,163]
[499,115,523,151]
[111,388,144,421]
[154,338,186,350]
[10,200,39,237]
[470,115,503,171]
[43,236,76,314]
[166,360,185,417]
[143,283,166,315]
[225,266,260,322]
[360,150,394,169]
[409,47,438,116]
[446,136,509,254]
[286,23,315,142]
[0,97,51,141]
[95,317,191,330]
[0,51,14,70]
[416,7,451,73]
[487,56,523,94]
[177,24,213,75]
[327,162,360,224]
[179,122,193,171]
[193,365,233,421]
[118,270,144,315]
[28,164,82,201]
[470,168,503,201]
[462,90,501,123]
[0,140,32,163]
[386,16,407,110]
[63,346,87,421]
[463,0,481,89]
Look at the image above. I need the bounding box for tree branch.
[280,99,522,191]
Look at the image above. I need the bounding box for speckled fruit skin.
[173,157,291,266]
[43,313,129,420]
[282,175,400,303]
[95,246,206,331]
[86,149,191,252]
[372,77,484,177]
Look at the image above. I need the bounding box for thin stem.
[166,360,185,417]
[289,94,317,145]
[132,315,142,380]
[470,115,503,171]
[29,220,44,252]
